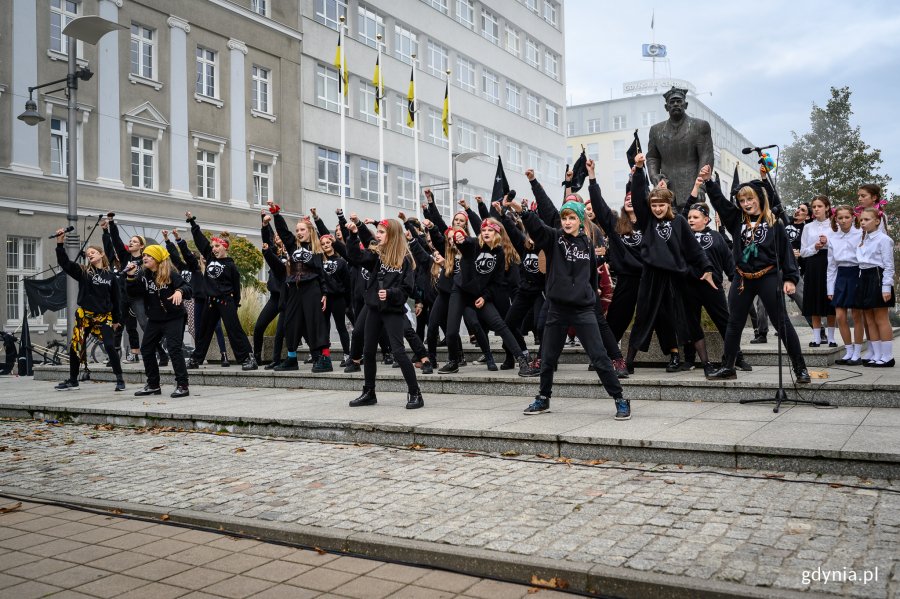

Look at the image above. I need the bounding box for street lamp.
[17,16,125,347]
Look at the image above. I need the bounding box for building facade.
[565,90,761,210]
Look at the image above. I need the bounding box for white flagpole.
[377,36,385,220]
[446,70,454,212]
[412,57,421,221]
[339,15,347,214]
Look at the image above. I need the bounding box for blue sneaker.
[523,395,550,415]
[614,397,631,421]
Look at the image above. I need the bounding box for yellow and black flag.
[406,68,416,127]
[441,81,450,138]
[333,33,348,97]
[372,56,382,115]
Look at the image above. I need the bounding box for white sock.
[882,340,893,363]
[812,328,822,344]
[869,341,882,362]
[851,344,862,360]
[826,327,835,343]
[841,346,853,360]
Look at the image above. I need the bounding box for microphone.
[49,225,75,239]
[742,144,777,155]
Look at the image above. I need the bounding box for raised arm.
[186,212,212,261]
[704,178,741,232]
[55,234,83,281]
[630,157,651,232]
[106,218,132,265]
[527,170,561,228]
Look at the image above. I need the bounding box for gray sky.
[564,1,900,195]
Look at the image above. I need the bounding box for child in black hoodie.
[53,229,125,392]
[184,213,258,371]
[505,197,629,419]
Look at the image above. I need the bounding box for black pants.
[505,288,544,355]
[284,282,328,354]
[472,299,523,357]
[324,293,350,353]
[540,304,622,399]
[142,318,188,388]
[253,291,285,361]
[193,297,252,363]
[195,299,227,354]
[593,294,624,360]
[427,290,453,360]
[403,311,428,360]
[363,310,419,394]
[724,272,802,358]
[628,267,684,354]
[416,301,431,342]
[684,279,730,342]
[69,322,122,381]
[124,301,140,351]
[606,274,641,341]
[444,288,496,359]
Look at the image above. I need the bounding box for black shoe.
[809,341,821,347]
[437,337,447,347]
[702,362,717,378]
[421,361,433,375]
[614,397,631,421]
[458,357,468,367]
[517,353,539,377]
[679,362,695,372]
[54,380,78,391]
[828,341,838,348]
[382,353,394,365]
[221,354,231,368]
[438,360,459,374]
[707,355,737,380]
[304,355,316,364]
[273,357,299,371]
[875,358,896,368]
[265,360,281,370]
[312,355,333,373]
[485,354,498,371]
[125,353,140,363]
[792,356,811,383]
[405,390,424,410]
[499,356,516,370]
[750,335,768,344]
[170,385,190,398]
[343,361,361,373]
[186,358,200,369]
[666,352,682,373]
[339,356,351,368]
[735,353,753,372]
[241,356,258,371]
[349,388,377,407]
[523,395,550,415]
[625,361,635,375]
[134,385,161,397]
[114,379,126,392]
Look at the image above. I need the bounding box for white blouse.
[856,229,895,293]
[826,226,862,295]
[799,218,833,258]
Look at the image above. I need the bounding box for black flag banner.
[568,149,588,193]
[626,129,642,168]
[23,271,67,318]
[491,156,510,203]
[730,163,741,199]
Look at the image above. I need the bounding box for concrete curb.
[0,485,822,599]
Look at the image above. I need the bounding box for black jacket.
[522,210,598,308]
[272,212,324,287]
[107,220,143,298]
[188,218,242,305]
[455,236,504,302]
[500,212,544,293]
[588,181,644,278]
[126,268,192,321]
[346,235,414,313]
[56,244,121,323]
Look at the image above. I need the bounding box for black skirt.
[831,266,859,309]
[854,267,896,309]
[802,250,835,317]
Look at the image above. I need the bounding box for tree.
[189,232,265,294]
[780,86,890,208]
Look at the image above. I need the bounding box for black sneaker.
[735,354,753,372]
[311,355,333,373]
[475,354,487,364]
[679,362,695,372]
[665,352,682,373]
[421,361,434,375]
[614,397,631,421]
[221,354,231,368]
[273,357,299,371]
[485,355,498,371]
[382,353,394,365]
[339,356,351,368]
[54,380,78,391]
[499,357,516,370]
[186,358,201,369]
[114,379,126,392]
[702,362,718,378]
[349,388,377,407]
[134,385,161,397]
[750,336,767,344]
[343,361,361,373]
[265,360,281,370]
[405,391,424,409]
[170,386,190,398]
[241,356,258,371]
[438,360,459,374]
[523,395,550,415]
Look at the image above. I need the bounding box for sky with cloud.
[563,1,900,195]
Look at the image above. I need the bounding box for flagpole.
[338,15,347,215]
[445,70,454,211]
[376,35,385,220]
[411,56,421,221]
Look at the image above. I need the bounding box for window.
[251,0,269,16]
[456,119,477,151]
[545,156,561,183]
[397,168,417,210]
[586,119,602,133]
[315,0,347,30]
[481,10,499,45]
[6,237,40,324]
[642,111,657,127]
[130,136,156,190]
[455,0,475,29]
[456,56,475,93]
[252,66,271,113]
[482,70,500,104]
[195,47,217,98]
[615,169,628,191]
[507,141,522,170]
[528,148,541,177]
[483,130,499,158]
[130,24,155,80]
[543,1,558,26]
[545,103,559,132]
[424,0,449,13]
[505,27,520,57]
[50,0,78,55]
[360,159,385,202]
[566,121,575,136]
[612,115,627,130]
[394,25,418,65]
[357,5,385,49]
[315,64,340,112]
[505,82,521,114]
[525,39,539,68]
[428,108,448,148]
[544,51,558,79]
[359,81,384,125]
[394,95,415,136]
[253,161,270,205]
[613,140,627,161]
[526,93,540,123]
[316,147,349,195]
[50,118,67,176]
[427,41,448,77]
[586,143,599,160]
[196,150,218,199]
[525,0,538,12]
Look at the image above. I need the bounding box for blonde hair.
[858,207,882,246]
[830,205,858,232]
[376,219,414,270]
[82,246,110,274]
[736,186,776,227]
[154,258,173,288]
[648,189,675,221]
[296,220,322,254]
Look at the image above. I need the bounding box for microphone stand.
[75,214,105,382]
[739,148,829,413]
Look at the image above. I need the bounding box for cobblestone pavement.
[0,499,565,599]
[1,419,898,598]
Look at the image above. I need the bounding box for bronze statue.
[647,87,715,208]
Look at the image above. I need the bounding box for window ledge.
[128,73,163,91]
[47,49,87,67]
[194,93,224,108]
[250,109,276,122]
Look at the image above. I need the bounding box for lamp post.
[17,16,125,346]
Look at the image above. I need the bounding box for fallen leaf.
[535,454,552,459]
[437,448,453,453]
[501,450,519,457]
[160,514,170,521]
[530,575,569,590]
[829,483,843,489]
[408,443,426,450]
[0,502,22,514]
[764,474,785,479]
[555,457,573,465]
[314,546,327,555]
[584,459,606,465]
[234,448,247,453]
[150,446,166,451]
[527,588,540,594]
[462,453,478,458]
[64,439,75,445]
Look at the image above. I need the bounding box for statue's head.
[663,87,689,119]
